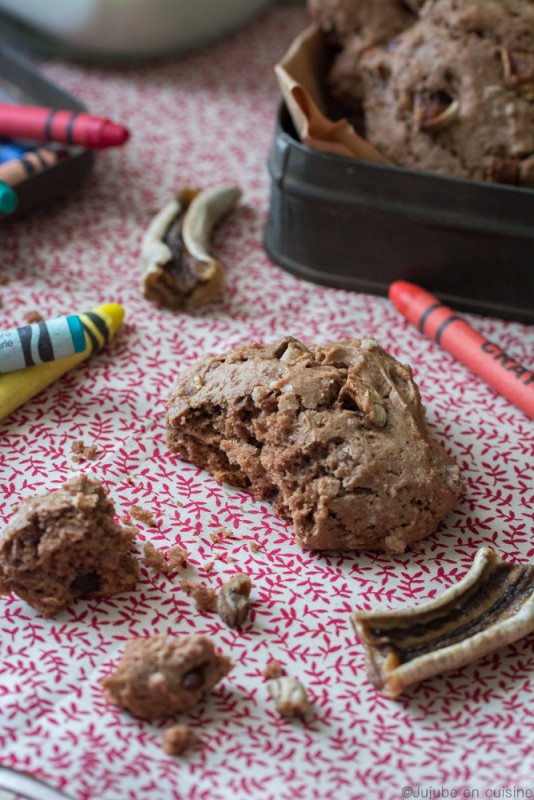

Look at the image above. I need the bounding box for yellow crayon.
[0,303,124,422]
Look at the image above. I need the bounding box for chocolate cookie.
[307,0,420,47]
[0,474,139,617]
[327,0,534,186]
[166,337,462,554]
[101,634,233,720]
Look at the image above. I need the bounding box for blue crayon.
[0,313,86,373]
[0,140,28,164]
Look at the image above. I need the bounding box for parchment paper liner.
[275,24,390,164]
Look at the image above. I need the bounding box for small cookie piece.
[166,337,462,553]
[139,186,241,311]
[130,504,157,526]
[71,440,100,462]
[181,579,217,612]
[143,543,187,575]
[162,725,201,756]
[0,474,139,617]
[217,573,252,629]
[267,676,311,718]
[101,634,233,719]
[352,547,534,698]
[263,659,285,680]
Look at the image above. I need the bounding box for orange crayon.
[389,281,534,419]
[0,146,64,186]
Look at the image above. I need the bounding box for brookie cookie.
[307,0,420,48]
[0,474,139,617]
[166,337,463,553]
[326,0,534,186]
[101,634,233,719]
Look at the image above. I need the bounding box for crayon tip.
[388,280,422,315]
[95,303,125,335]
[100,121,130,148]
[0,179,18,214]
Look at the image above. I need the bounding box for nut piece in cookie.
[217,573,252,628]
[267,675,311,718]
[0,474,139,617]
[166,336,462,553]
[139,185,242,310]
[101,634,233,720]
[352,548,534,698]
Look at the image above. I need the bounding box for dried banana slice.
[139,185,242,310]
[352,547,534,698]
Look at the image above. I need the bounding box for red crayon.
[0,103,129,149]
[389,281,534,419]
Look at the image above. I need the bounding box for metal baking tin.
[0,40,94,217]
[264,103,534,323]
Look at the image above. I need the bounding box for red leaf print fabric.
[0,6,533,800]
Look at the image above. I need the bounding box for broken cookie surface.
[101,634,233,719]
[0,474,139,617]
[139,185,242,310]
[352,547,534,698]
[166,336,462,553]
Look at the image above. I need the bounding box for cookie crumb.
[71,440,100,462]
[162,725,201,756]
[263,659,284,680]
[267,676,310,718]
[25,310,44,324]
[181,579,217,612]
[217,573,252,629]
[130,504,157,527]
[203,562,215,574]
[211,527,235,543]
[143,543,188,575]
[248,541,261,554]
[166,545,188,570]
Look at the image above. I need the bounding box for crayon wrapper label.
[0,314,85,373]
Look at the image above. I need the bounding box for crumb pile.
[166,336,462,553]
[309,0,534,186]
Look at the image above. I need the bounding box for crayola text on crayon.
[480,342,534,385]
[0,315,85,374]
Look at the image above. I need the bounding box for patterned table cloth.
[1,5,533,800]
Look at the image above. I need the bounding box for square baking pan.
[264,102,534,323]
[0,40,95,217]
